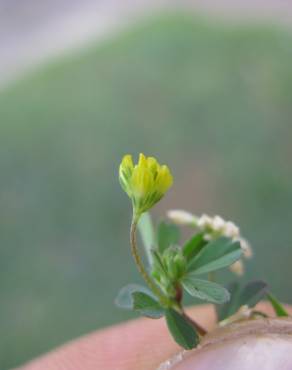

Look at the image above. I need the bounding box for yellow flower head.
[119,153,173,215]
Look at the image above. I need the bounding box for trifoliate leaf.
[157,221,180,253]
[216,280,268,321]
[115,284,164,318]
[182,277,230,304]
[216,281,241,321]
[267,293,289,317]
[183,232,206,261]
[239,280,268,308]
[132,291,164,318]
[115,284,150,309]
[165,309,199,349]
[187,237,242,275]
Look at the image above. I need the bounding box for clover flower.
[197,214,240,240]
[119,153,173,215]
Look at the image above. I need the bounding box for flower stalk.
[130,214,169,306]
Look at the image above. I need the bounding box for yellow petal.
[138,153,147,168]
[146,156,160,177]
[156,165,173,194]
[131,166,153,197]
[120,154,134,175]
[119,154,134,196]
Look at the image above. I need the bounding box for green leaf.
[138,212,155,265]
[115,284,164,318]
[267,293,289,317]
[216,282,241,321]
[151,249,167,275]
[239,280,268,308]
[115,284,152,309]
[183,232,206,261]
[187,237,242,275]
[165,309,199,349]
[182,277,230,304]
[216,280,268,321]
[157,221,180,253]
[132,291,164,318]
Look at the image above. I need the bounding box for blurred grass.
[1,13,292,369]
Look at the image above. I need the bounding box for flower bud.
[162,246,186,281]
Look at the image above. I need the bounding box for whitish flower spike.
[197,214,242,243]
[224,221,240,238]
[197,214,213,229]
[167,209,197,225]
[196,213,252,275]
[212,215,226,232]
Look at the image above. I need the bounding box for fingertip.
[20,305,215,370]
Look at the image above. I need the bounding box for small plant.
[116,153,288,349]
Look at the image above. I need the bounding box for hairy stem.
[130,214,168,305]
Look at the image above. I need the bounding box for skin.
[20,303,290,370]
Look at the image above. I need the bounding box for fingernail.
[158,321,292,370]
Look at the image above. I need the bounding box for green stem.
[130,214,168,306]
[181,310,207,336]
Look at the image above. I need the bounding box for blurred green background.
[1,12,292,369]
